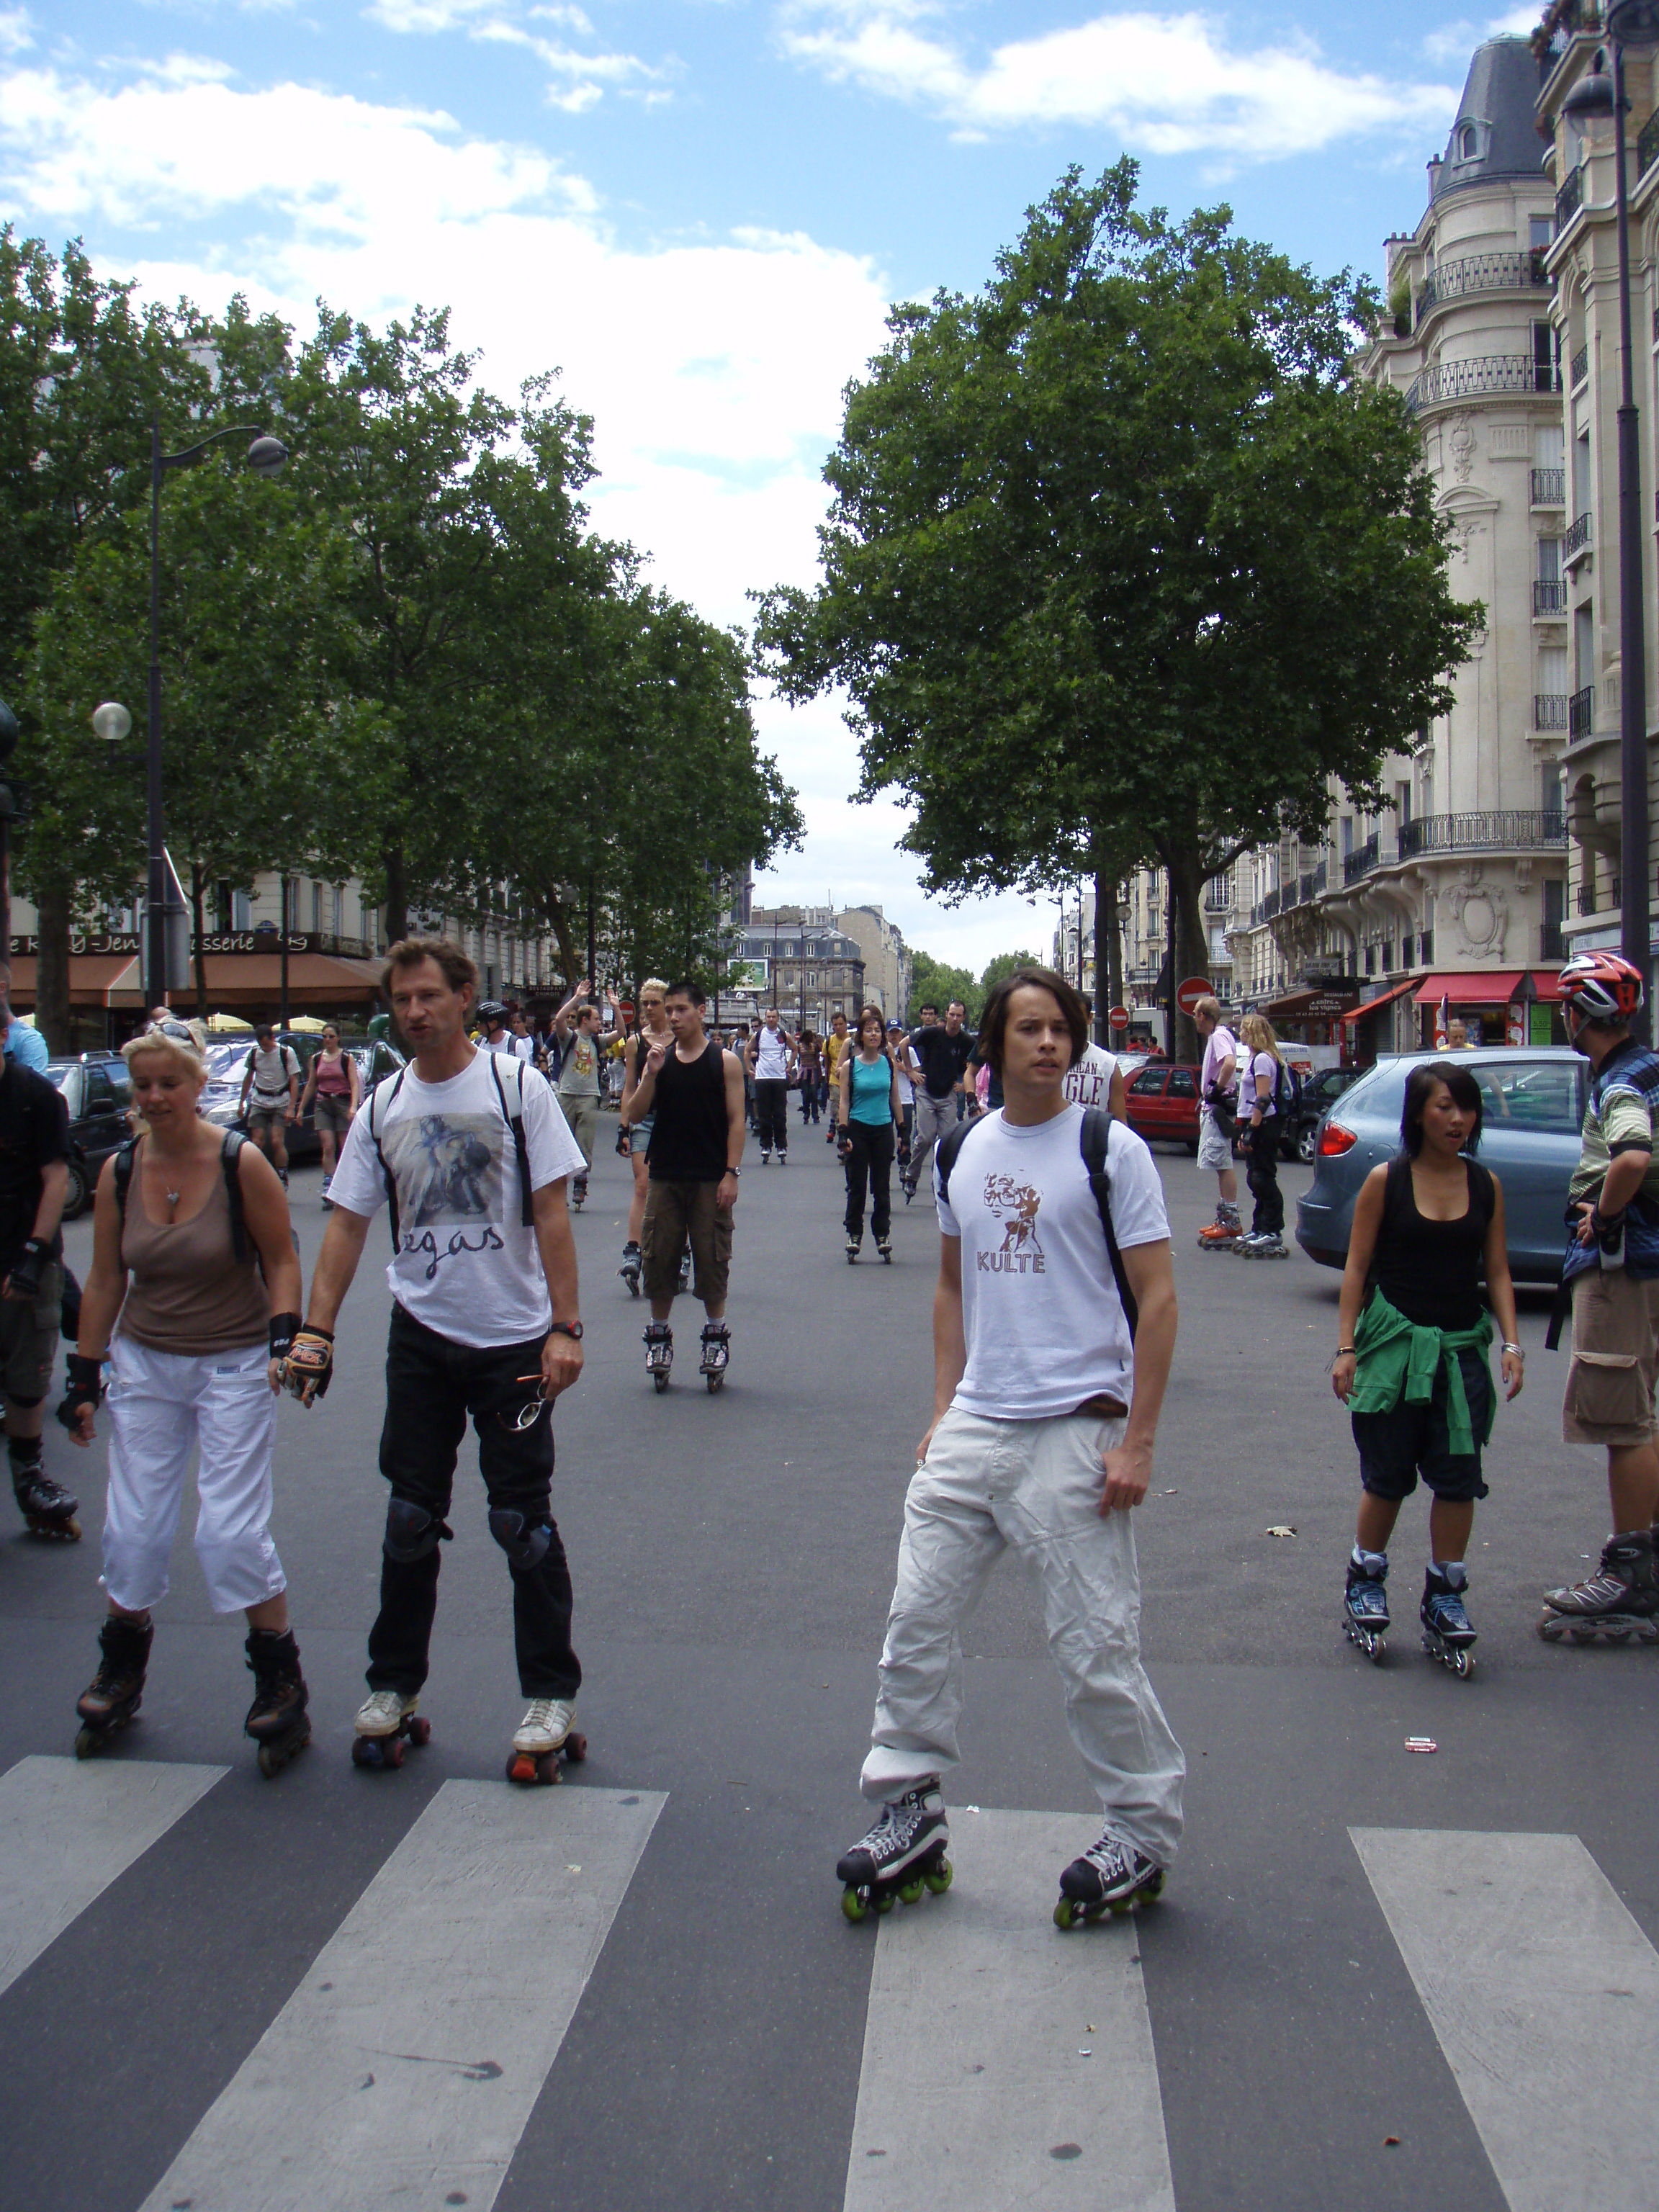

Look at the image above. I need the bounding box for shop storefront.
[1411,969,1567,1050]
[6,932,387,1049]
[1257,986,1360,1067]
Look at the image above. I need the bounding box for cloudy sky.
[2,1,1534,969]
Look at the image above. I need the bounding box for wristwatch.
[549,1321,584,1341]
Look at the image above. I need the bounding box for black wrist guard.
[269,1311,303,1362]
[9,1237,48,1300]
[55,1352,104,1431]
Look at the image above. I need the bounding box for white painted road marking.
[843,1807,1176,2211]
[0,1753,226,2000]
[1352,1827,1659,2212]
[139,1781,665,2212]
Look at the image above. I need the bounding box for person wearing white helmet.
[1542,950,1659,1643]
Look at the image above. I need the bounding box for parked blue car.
[1295,1047,1585,1284]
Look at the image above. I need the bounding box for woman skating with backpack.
[837,1004,902,1262]
[1236,1012,1287,1259]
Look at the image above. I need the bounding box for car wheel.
[1297,1123,1318,1166]
[61,1158,89,1220]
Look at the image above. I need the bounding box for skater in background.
[837,966,1184,1928]
[837,1005,902,1262]
[745,1007,795,1164]
[1331,1061,1521,1673]
[887,1022,918,1170]
[284,938,588,1781]
[1544,952,1659,1638]
[552,980,617,1210]
[797,1030,824,1127]
[1235,1012,1287,1259]
[237,1024,301,1187]
[902,1002,974,1194]
[60,1029,310,1773]
[0,1032,74,1541]
[1191,997,1242,1249]
[1060,997,1128,1123]
[297,1024,361,1211]
[619,979,673,1296]
[621,979,745,1392]
[823,1010,852,1144]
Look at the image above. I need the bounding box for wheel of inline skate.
[924,1860,953,1896]
[1569,1624,1599,1645]
[564,1732,587,1763]
[1537,1612,1568,1643]
[73,1725,97,1760]
[706,1374,721,1393]
[1452,1649,1475,1678]
[653,1372,670,1393]
[1053,1898,1079,1930]
[896,1879,924,1905]
[408,1717,431,1746]
[842,1887,870,1924]
[1602,1624,1632,1644]
[873,1892,896,1914]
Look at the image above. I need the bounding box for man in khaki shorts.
[238,1025,301,1185]
[620,979,745,1391]
[1542,951,1659,1639]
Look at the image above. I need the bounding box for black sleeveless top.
[647,1039,728,1183]
[1372,1154,1494,1332]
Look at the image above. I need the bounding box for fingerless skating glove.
[6,1237,50,1303]
[55,1352,104,1434]
[281,1325,334,1405]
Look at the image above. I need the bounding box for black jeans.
[367,1303,581,1699]
[1246,1118,1284,1236]
[755,1078,789,1155]
[844,1120,895,1241]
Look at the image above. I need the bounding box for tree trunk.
[1092,845,1121,1049]
[383,845,408,946]
[1166,842,1210,1064]
[35,878,72,1053]
[189,860,210,1020]
[542,889,581,987]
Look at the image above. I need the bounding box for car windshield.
[1468,1058,1583,1134]
[204,1043,250,1082]
[44,1065,71,1092]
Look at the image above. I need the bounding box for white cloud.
[1420,11,1537,68]
[0,8,30,55]
[364,0,664,111]
[781,3,1459,161]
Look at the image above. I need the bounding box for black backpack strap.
[112,1137,138,1231]
[220,1129,249,1263]
[1079,1107,1138,1342]
[489,1051,536,1228]
[933,1118,976,1208]
[368,1066,410,1251]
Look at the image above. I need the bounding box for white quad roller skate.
[505,1696,587,1786]
[351,1688,431,1771]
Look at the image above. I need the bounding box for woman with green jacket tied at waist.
[1331,1061,1523,1676]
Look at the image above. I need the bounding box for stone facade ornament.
[1444,865,1509,961]
[1448,413,1477,482]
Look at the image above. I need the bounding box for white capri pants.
[100,1337,285,1615]
[861,1406,1185,1867]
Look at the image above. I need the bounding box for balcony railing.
[1532,467,1565,505]
[1640,107,1659,181]
[1396,809,1567,859]
[1565,509,1593,559]
[1578,876,1620,916]
[1414,250,1550,327]
[1570,342,1590,389]
[1535,692,1570,729]
[1403,354,1563,415]
[1541,920,1565,961]
[1534,579,1568,614]
[1557,166,1585,233]
[1344,834,1382,884]
[1570,682,1596,737]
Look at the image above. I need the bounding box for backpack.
[114,1129,252,1264]
[934,1105,1138,1340]
[366,1051,535,1254]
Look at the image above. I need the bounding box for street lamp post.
[1562,5,1659,1025]
[147,421,287,1013]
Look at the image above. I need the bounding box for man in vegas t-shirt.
[837,965,1184,1923]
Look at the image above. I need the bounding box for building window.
[311,882,322,933]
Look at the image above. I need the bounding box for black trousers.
[755,1078,789,1154]
[1246,1119,1284,1236]
[844,1120,895,1241]
[367,1303,581,1699]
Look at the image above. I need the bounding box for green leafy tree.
[979,948,1044,1003]
[909,949,980,1022]
[757,163,1480,1056]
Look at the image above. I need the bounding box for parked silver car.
[1295,1047,1586,1284]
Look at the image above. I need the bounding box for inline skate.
[876,1234,893,1264]
[837,1778,952,1923]
[644,1321,673,1393]
[1343,1547,1390,1663]
[244,1627,312,1776]
[1420,1563,1477,1678]
[351,1687,431,1769]
[845,1234,861,1264]
[1539,1530,1659,1645]
[505,1696,587,1786]
[75,1614,153,1757]
[619,1241,642,1297]
[678,1246,693,1295]
[12,1441,80,1541]
[1054,1832,1165,1929]
[699,1322,730,1393]
[1197,1205,1243,1252]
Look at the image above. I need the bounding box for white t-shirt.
[1061,1043,1116,1111]
[328,1048,586,1348]
[754,1027,791,1082]
[1200,1025,1238,1111]
[481,1033,514,1054]
[935,1104,1169,1419]
[246,1043,300,1105]
[511,1034,536,1063]
[1238,1050,1279,1118]
[893,1047,917,1107]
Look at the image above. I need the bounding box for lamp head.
[1562,64,1616,120]
[91,701,132,745]
[246,434,288,477]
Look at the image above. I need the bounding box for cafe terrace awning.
[1412,969,1566,1008]
[4,954,144,1008]
[174,953,387,1007]
[1259,986,1360,1023]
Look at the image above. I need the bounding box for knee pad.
[8,1394,42,1413]
[383,1498,448,1563]
[487,1508,551,1571]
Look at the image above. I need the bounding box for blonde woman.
[1236,1012,1288,1259]
[60,1030,309,1773]
[619,980,675,1296]
[297,1023,362,1209]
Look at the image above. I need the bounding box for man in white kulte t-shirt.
[282,938,590,1781]
[836,963,1184,1927]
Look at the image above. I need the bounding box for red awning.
[1528,967,1566,1003]
[6,954,143,1008]
[1342,977,1419,1025]
[1412,970,1527,1007]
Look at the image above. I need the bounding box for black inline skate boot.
[11,1439,80,1541]
[1421,1563,1477,1678]
[619,1242,642,1298]
[1343,1547,1390,1663]
[571,1176,588,1212]
[76,1614,153,1757]
[845,1233,861,1264]
[644,1321,673,1393]
[837,1778,952,1923]
[1539,1529,1659,1645]
[876,1234,893,1264]
[698,1321,730,1394]
[244,1628,313,1777]
[1055,1831,1166,1928]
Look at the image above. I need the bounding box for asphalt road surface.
[1,1109,1655,2212]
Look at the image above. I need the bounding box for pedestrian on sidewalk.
[1541,953,1659,1640]
[1236,1013,1287,1259]
[1331,1060,1522,1672]
[902,1002,974,1200]
[621,978,747,1392]
[61,1028,310,1773]
[747,1008,794,1165]
[838,1005,902,1262]
[836,964,1184,1927]
[282,938,589,1782]
[297,1025,361,1211]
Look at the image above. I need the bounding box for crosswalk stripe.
[0,1753,227,2001]
[842,1807,1176,2211]
[138,1779,665,2212]
[1352,1826,1659,2212]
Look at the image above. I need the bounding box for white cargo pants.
[100,1337,285,1615]
[906,1090,956,1195]
[860,1406,1186,1866]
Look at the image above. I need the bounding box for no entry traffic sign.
[1107,1005,1130,1032]
[1175,976,1212,1017]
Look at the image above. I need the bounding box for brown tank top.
[117,1152,270,1354]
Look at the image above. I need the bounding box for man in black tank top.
[619,979,747,1389]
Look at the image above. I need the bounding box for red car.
[1123,1061,1200,1154]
